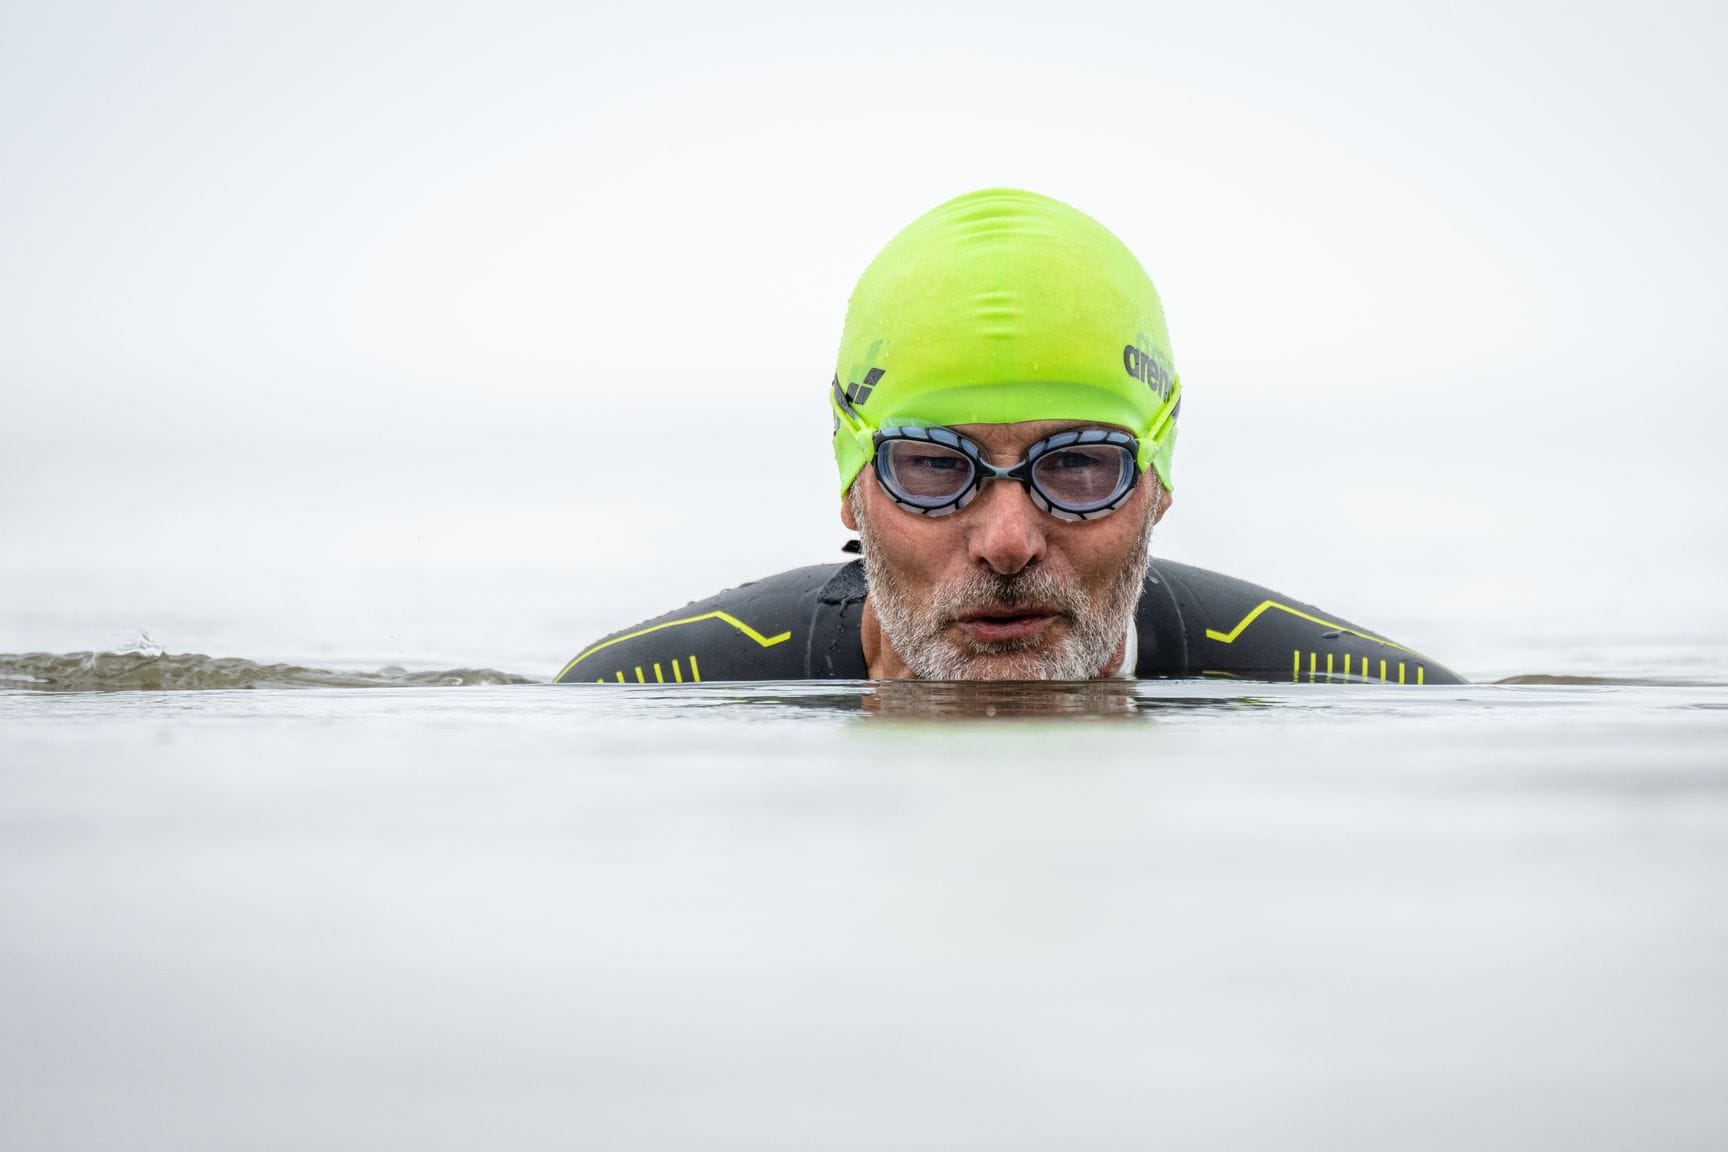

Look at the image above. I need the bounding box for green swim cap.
[831,187,1181,495]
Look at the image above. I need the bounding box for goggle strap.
[1143,376,1181,446]
[830,376,866,428]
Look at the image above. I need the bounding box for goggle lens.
[1029,444,1134,510]
[878,441,976,505]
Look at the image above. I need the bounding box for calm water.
[3,659,1727,1150]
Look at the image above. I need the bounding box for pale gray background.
[3,0,1724,674]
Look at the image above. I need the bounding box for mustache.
[930,566,1088,623]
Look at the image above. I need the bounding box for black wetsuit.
[554,559,1464,685]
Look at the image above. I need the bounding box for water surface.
[3,669,1726,1150]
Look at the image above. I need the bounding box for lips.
[953,607,1061,644]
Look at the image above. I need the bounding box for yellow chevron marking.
[1292,649,1300,683]
[1344,653,1352,678]
[1398,661,1406,685]
[672,659,683,683]
[1205,600,1417,655]
[1417,665,1425,685]
[1308,651,1316,683]
[1326,652,1335,679]
[654,664,664,684]
[634,667,645,683]
[614,671,624,683]
[690,654,702,683]
[595,678,603,684]
[556,611,793,681]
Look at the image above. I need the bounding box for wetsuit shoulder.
[1135,558,1466,684]
[553,562,869,684]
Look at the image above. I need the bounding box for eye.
[1043,449,1112,472]
[898,451,968,473]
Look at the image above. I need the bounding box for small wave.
[0,650,537,692]
[1492,673,1728,687]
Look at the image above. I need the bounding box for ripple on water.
[0,649,535,692]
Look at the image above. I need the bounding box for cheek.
[863,477,956,579]
[878,515,958,584]
[1054,512,1148,582]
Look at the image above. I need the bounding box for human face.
[841,420,1172,680]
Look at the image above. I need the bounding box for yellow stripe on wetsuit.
[558,610,789,683]
[1290,649,1427,684]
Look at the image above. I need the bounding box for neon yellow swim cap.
[831,187,1181,495]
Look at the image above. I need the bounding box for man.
[556,189,1462,686]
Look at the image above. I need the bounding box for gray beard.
[854,493,1156,681]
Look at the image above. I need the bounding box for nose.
[966,478,1049,575]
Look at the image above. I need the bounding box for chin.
[920,634,1107,681]
[958,659,1083,682]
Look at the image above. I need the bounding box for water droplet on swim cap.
[830,188,1181,495]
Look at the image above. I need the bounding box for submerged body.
[554,559,1463,685]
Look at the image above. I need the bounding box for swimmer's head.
[829,188,1181,495]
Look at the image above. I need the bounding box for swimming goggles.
[871,426,1140,521]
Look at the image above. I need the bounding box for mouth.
[953,607,1062,645]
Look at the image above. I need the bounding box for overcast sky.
[2,0,1724,660]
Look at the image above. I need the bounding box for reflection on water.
[865,678,1142,718]
[861,678,1281,720]
[518,679,1278,723]
[704,680,1193,720]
